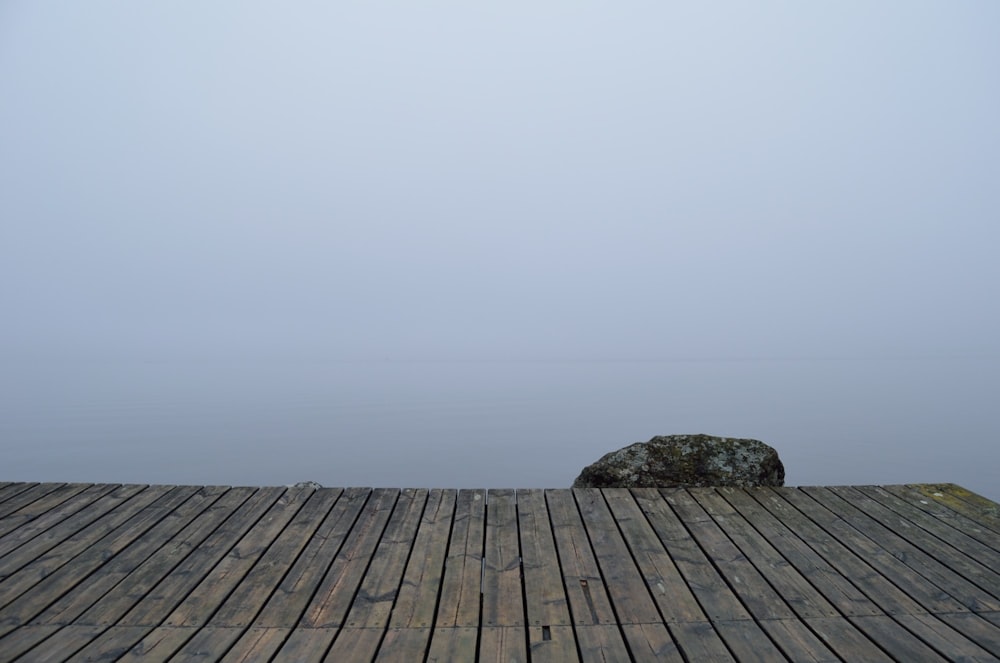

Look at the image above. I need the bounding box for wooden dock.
[0,482,998,662]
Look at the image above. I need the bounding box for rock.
[573,433,784,488]
[292,481,323,489]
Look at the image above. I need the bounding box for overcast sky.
[2,2,998,362]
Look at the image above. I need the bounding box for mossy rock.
[573,433,784,488]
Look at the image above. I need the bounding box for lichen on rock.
[573,433,784,488]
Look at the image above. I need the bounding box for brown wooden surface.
[0,482,998,661]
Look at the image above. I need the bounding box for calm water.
[2,358,997,501]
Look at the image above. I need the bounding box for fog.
[1,3,998,495]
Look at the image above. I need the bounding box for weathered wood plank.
[435,489,486,628]
[757,619,839,662]
[517,489,572,628]
[220,626,291,662]
[65,625,152,662]
[621,622,684,662]
[713,620,789,662]
[344,488,427,629]
[907,484,1000,535]
[838,485,1000,582]
[6,624,105,662]
[0,482,90,538]
[667,621,735,661]
[0,483,64,519]
[300,488,399,628]
[426,626,478,662]
[210,487,343,627]
[271,627,339,662]
[527,625,579,662]
[0,624,62,661]
[0,485,190,634]
[631,488,751,622]
[254,487,371,628]
[575,488,663,625]
[375,627,431,661]
[805,486,1000,612]
[768,488,966,614]
[480,625,527,663]
[893,612,998,661]
[664,488,798,621]
[164,486,313,627]
[388,489,455,630]
[0,484,119,559]
[0,482,36,509]
[546,489,618,626]
[482,489,524,628]
[692,488,841,619]
[114,625,197,661]
[847,615,950,661]
[880,484,1000,555]
[803,617,893,663]
[33,486,228,626]
[0,483,153,592]
[166,625,244,660]
[74,486,257,627]
[573,624,631,663]
[118,487,284,627]
[936,611,1000,654]
[603,488,705,624]
[323,627,386,662]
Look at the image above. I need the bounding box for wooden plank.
[907,484,1000,535]
[893,613,997,661]
[803,617,893,663]
[62,625,151,662]
[691,488,841,619]
[881,484,1000,554]
[0,483,64,519]
[667,621,735,661]
[300,488,399,628]
[210,488,343,627]
[73,486,256,626]
[254,487,371,628]
[389,489,456,629]
[0,483,152,589]
[0,485,189,634]
[621,622,684,662]
[0,482,91,538]
[546,489,617,626]
[630,488,750,622]
[713,620,789,662]
[0,484,119,559]
[118,487,284,627]
[757,619,839,662]
[344,488,427,628]
[856,486,1000,572]
[805,486,1000,612]
[0,624,62,661]
[574,488,663,625]
[0,482,36,509]
[517,489,572,628]
[663,488,797,621]
[114,625,197,661]
[603,488,705,623]
[770,487,967,615]
[479,626,527,663]
[847,615,949,661]
[426,626,478,662]
[32,486,228,626]
[937,611,1000,654]
[166,625,244,660]
[482,489,524,627]
[573,624,631,662]
[527,625,579,662]
[221,626,291,662]
[163,486,313,627]
[5,624,105,662]
[324,627,386,662]
[271,627,339,662]
[434,489,486,628]
[375,627,431,661]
